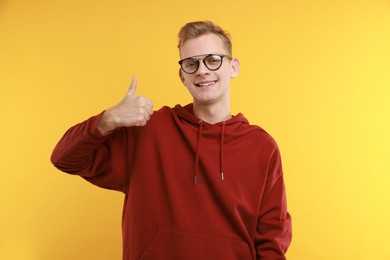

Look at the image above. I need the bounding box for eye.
[184,59,197,68]
[206,55,222,64]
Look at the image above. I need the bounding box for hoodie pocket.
[139,229,252,260]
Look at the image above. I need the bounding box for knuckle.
[136,96,145,102]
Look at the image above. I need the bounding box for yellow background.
[1,0,389,259]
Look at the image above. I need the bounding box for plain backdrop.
[1,0,389,259]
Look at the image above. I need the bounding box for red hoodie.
[51,104,292,260]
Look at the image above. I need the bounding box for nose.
[196,60,210,76]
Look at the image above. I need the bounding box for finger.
[145,99,154,109]
[139,96,154,109]
[145,106,154,116]
[135,96,153,110]
[127,76,137,96]
[144,112,151,121]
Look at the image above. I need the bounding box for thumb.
[127,76,137,96]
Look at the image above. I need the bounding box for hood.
[173,103,249,129]
[172,104,250,184]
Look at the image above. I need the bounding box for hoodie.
[51,104,292,260]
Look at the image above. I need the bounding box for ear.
[179,69,186,86]
[230,58,240,78]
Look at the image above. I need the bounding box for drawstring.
[195,120,203,184]
[220,122,225,181]
[194,120,226,184]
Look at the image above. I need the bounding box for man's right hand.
[97,76,154,135]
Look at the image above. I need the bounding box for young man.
[51,21,292,260]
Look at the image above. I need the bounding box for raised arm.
[50,76,154,192]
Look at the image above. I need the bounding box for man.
[51,21,292,260]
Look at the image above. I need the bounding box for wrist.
[97,110,116,135]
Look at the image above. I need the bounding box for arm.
[50,112,131,192]
[50,112,111,174]
[50,76,154,192]
[255,148,292,260]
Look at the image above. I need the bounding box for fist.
[98,76,154,134]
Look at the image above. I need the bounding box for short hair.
[178,21,232,56]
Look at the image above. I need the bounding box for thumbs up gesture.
[98,76,154,134]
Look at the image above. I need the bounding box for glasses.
[178,54,232,74]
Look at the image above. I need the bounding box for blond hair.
[178,21,232,56]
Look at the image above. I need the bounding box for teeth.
[197,81,215,87]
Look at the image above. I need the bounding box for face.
[179,33,240,107]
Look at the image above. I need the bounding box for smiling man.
[178,32,239,124]
[51,21,292,260]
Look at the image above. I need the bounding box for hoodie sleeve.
[255,147,292,259]
[50,112,130,193]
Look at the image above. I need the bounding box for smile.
[195,81,217,87]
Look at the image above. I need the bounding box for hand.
[98,76,154,134]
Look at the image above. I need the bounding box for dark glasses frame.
[178,54,232,74]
